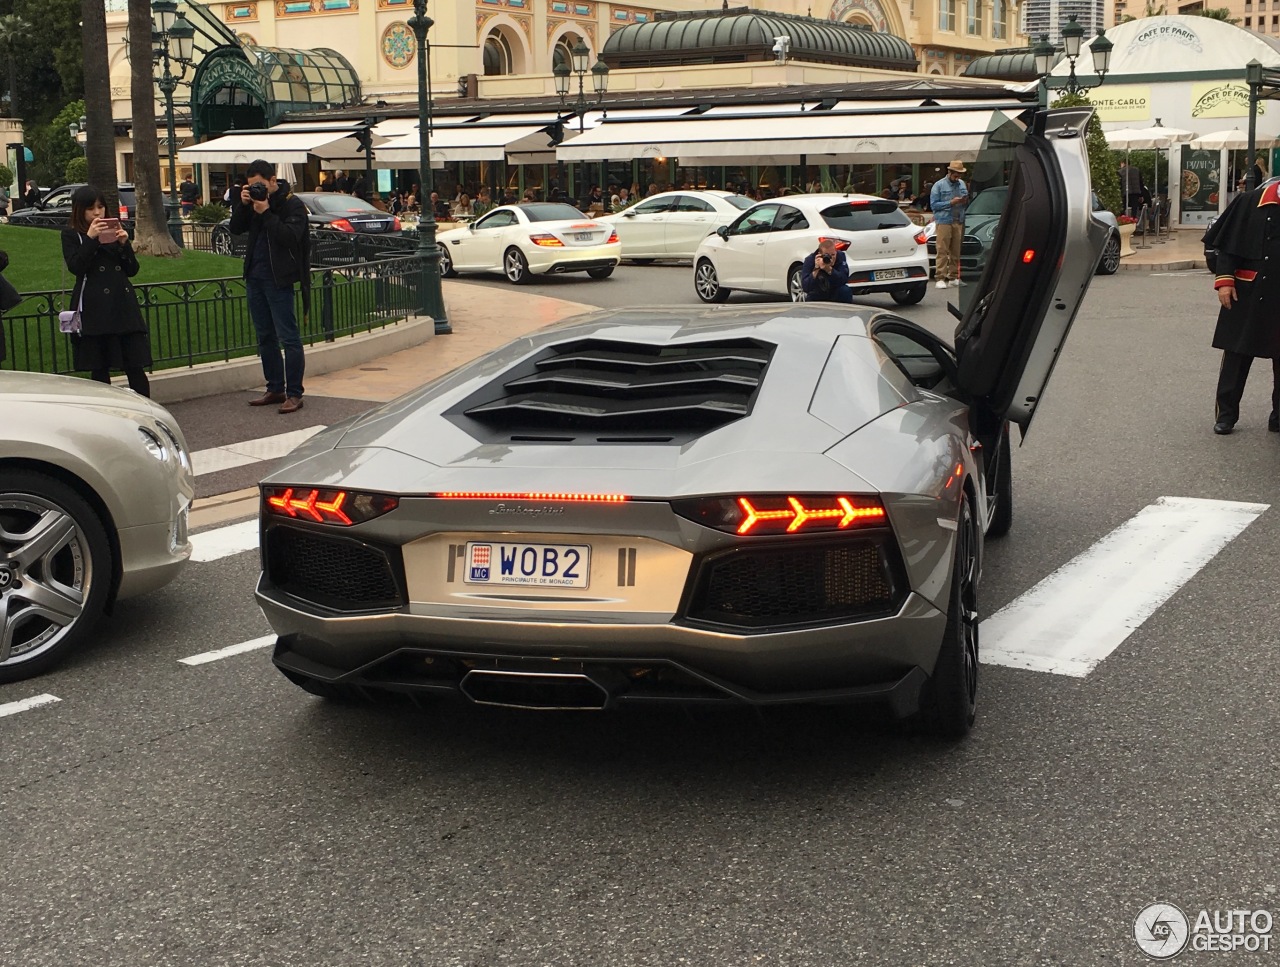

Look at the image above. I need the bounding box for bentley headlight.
[138,427,167,461]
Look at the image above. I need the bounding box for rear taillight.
[818,236,850,251]
[329,218,356,232]
[434,491,628,502]
[673,495,887,536]
[119,204,128,219]
[263,487,398,525]
[914,231,928,245]
[606,229,619,244]
[530,233,564,247]
[393,216,402,231]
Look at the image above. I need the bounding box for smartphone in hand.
[98,217,122,233]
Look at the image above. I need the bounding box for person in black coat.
[61,186,151,396]
[1202,177,1280,434]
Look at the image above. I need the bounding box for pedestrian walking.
[1202,177,1280,434]
[1119,160,1144,219]
[930,160,969,288]
[61,186,152,397]
[229,159,310,414]
[179,175,199,216]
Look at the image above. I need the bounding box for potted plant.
[1117,213,1138,257]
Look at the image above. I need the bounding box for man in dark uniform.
[1203,177,1280,435]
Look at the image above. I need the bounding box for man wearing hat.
[930,160,970,289]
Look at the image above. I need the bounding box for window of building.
[1262,16,1268,28]
[939,0,955,30]
[992,0,1007,38]
[1274,13,1278,24]
[483,31,513,75]
[1246,15,1253,24]
[552,34,580,72]
[966,0,982,33]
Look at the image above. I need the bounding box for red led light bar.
[736,495,886,535]
[1022,249,1036,263]
[435,491,628,503]
[529,233,565,247]
[818,236,851,251]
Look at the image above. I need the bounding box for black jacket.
[61,229,147,338]
[1203,179,1280,358]
[801,249,850,300]
[228,180,310,289]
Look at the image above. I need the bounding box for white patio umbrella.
[1105,122,1197,212]
[1186,127,1254,150]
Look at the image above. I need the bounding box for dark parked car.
[925,188,1120,277]
[6,183,178,227]
[209,192,404,259]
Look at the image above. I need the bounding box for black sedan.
[6,183,178,228]
[210,193,405,259]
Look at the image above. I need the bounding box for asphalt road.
[3,267,1279,966]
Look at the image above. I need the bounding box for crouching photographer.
[801,239,853,303]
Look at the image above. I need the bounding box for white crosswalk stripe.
[192,425,326,476]
[0,694,61,717]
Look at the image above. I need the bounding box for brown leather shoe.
[278,396,304,414]
[248,391,286,407]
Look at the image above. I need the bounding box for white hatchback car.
[437,203,621,284]
[692,194,931,305]
[600,190,755,262]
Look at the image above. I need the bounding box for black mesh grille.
[455,338,774,439]
[265,526,404,612]
[686,539,903,629]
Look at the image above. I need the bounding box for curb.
[141,313,437,405]
[1119,258,1207,273]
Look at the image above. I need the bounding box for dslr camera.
[247,182,269,202]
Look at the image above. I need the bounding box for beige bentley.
[0,372,194,682]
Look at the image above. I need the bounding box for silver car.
[257,106,1108,736]
[1,373,194,681]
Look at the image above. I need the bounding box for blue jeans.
[246,277,304,399]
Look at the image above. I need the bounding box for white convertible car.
[436,203,621,284]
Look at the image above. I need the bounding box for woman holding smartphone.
[61,185,152,396]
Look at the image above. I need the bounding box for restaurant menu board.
[1180,147,1221,225]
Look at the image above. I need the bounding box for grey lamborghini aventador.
[256,106,1109,736]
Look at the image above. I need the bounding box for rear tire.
[916,496,978,738]
[1096,232,1121,275]
[987,423,1013,539]
[0,470,113,683]
[890,282,927,305]
[630,258,656,265]
[694,258,730,303]
[504,247,531,284]
[787,263,806,302]
[587,265,615,279]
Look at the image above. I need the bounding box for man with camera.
[229,159,310,414]
[800,238,853,303]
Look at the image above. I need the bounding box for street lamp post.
[408,0,450,334]
[68,115,88,155]
[151,0,194,248]
[1246,59,1263,191]
[553,39,608,202]
[1035,17,1113,103]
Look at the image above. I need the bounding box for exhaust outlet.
[459,669,609,711]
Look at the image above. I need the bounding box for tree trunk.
[128,0,180,257]
[81,0,118,217]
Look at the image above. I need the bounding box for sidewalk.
[1119,227,1207,272]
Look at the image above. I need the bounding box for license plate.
[874,268,908,281]
[573,232,594,242]
[464,542,591,588]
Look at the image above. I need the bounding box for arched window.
[483,31,513,75]
[552,35,579,72]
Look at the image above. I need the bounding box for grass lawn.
[0,223,241,293]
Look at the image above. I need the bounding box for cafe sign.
[1088,85,1151,123]
[1191,82,1264,119]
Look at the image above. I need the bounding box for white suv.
[692,194,931,305]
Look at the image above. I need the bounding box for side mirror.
[716,225,731,239]
[468,221,477,231]
[622,210,636,217]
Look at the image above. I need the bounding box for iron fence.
[1,254,425,376]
